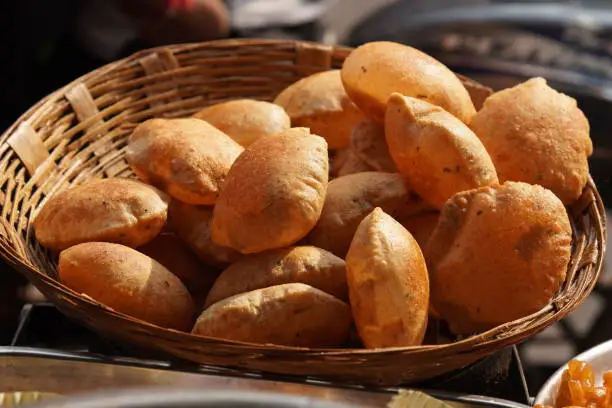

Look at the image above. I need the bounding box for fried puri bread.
[125,118,243,205]
[274,70,364,149]
[138,233,219,302]
[341,41,476,123]
[193,99,290,147]
[349,119,397,173]
[59,242,194,331]
[470,77,592,204]
[34,178,169,252]
[168,200,242,268]
[425,181,572,335]
[205,246,347,307]
[346,207,429,348]
[193,283,351,347]
[308,172,429,257]
[211,127,329,254]
[385,93,498,209]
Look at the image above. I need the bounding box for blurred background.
[1,0,612,397]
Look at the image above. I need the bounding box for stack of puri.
[33,40,591,351]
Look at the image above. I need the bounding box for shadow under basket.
[0,39,606,387]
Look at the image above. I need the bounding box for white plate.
[534,339,612,406]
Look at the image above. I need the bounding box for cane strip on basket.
[4,122,56,236]
[65,83,129,179]
[296,42,333,71]
[138,51,182,110]
[0,39,606,386]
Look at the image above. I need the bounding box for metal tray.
[0,347,527,408]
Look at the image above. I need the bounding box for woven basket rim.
[0,38,605,377]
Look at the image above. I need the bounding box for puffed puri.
[273,70,365,149]
[341,41,476,124]
[211,127,329,254]
[34,178,170,252]
[345,207,430,348]
[125,118,244,205]
[192,283,351,348]
[425,181,572,335]
[168,200,242,269]
[385,93,499,209]
[204,246,347,308]
[58,242,195,332]
[469,77,592,205]
[307,172,429,258]
[193,99,291,147]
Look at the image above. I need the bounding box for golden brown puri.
[346,207,429,348]
[470,77,592,205]
[205,246,347,308]
[307,172,429,258]
[193,283,351,347]
[425,182,572,335]
[211,127,329,254]
[336,149,374,177]
[59,242,195,331]
[274,70,364,149]
[400,212,440,250]
[385,93,499,209]
[168,200,242,268]
[456,73,493,111]
[34,178,169,252]
[349,119,397,172]
[341,41,476,123]
[193,99,290,147]
[125,118,244,205]
[137,233,220,304]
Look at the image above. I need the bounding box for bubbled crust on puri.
[211,128,329,254]
[470,77,592,205]
[205,246,347,308]
[34,178,169,252]
[307,172,429,257]
[168,200,242,269]
[125,118,244,205]
[346,208,429,348]
[341,41,476,123]
[193,99,291,147]
[59,242,195,331]
[425,182,572,335]
[385,93,499,209]
[349,119,397,173]
[193,283,351,347]
[274,70,364,149]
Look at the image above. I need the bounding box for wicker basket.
[0,39,606,387]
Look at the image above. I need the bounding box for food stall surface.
[0,303,531,407]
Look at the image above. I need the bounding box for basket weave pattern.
[0,39,606,386]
